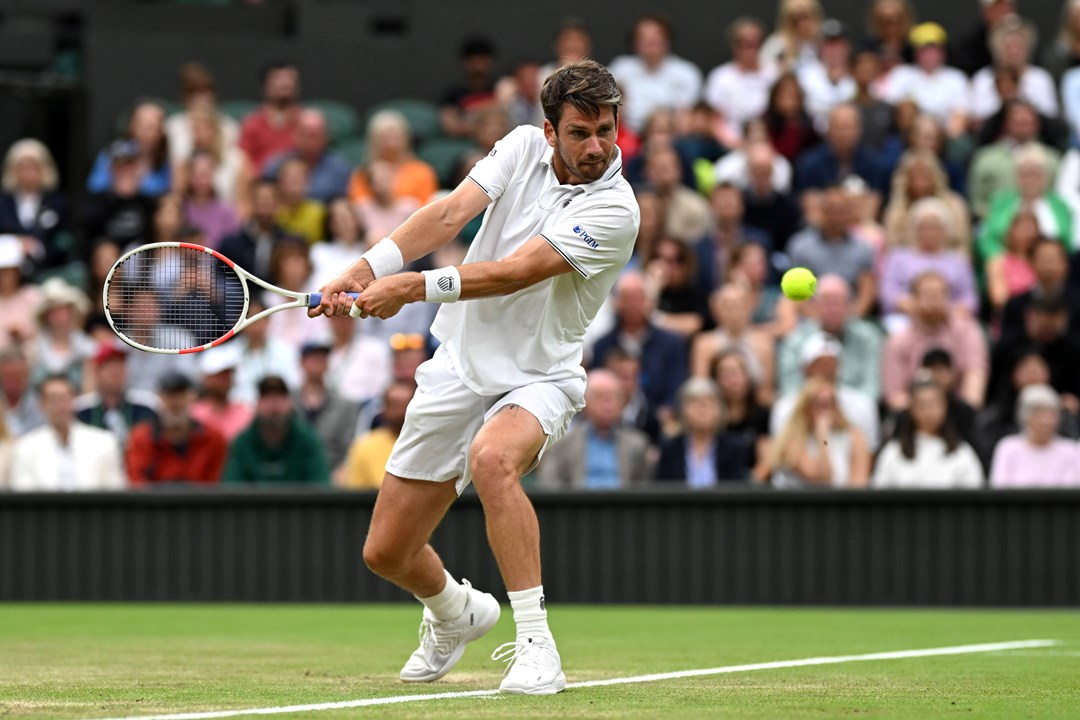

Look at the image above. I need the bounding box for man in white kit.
[311,60,640,695]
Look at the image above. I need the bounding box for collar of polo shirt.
[539,145,625,195]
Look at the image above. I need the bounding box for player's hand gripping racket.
[103,242,358,354]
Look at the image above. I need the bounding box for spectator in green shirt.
[223,375,329,484]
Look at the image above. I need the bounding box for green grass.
[0,605,1078,719]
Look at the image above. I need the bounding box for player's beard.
[556,139,610,184]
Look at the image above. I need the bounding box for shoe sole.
[399,594,501,683]
[499,671,567,695]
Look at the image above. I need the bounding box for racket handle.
[308,292,360,308]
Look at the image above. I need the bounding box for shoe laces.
[490,637,557,676]
[417,578,475,650]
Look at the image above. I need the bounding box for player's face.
[547,104,617,185]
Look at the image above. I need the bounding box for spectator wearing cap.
[81,140,160,247]
[795,104,889,195]
[950,0,1018,77]
[704,18,778,141]
[190,342,254,442]
[654,377,752,485]
[10,374,125,491]
[338,381,415,489]
[126,372,227,485]
[74,344,158,447]
[971,15,1058,123]
[0,235,40,346]
[238,61,302,174]
[87,100,171,197]
[0,344,43,435]
[0,139,72,274]
[30,278,95,391]
[219,179,305,282]
[770,330,880,450]
[1001,238,1080,344]
[882,272,989,412]
[872,373,985,488]
[882,23,971,138]
[296,337,360,471]
[990,384,1080,487]
[223,375,329,484]
[263,110,351,204]
[165,62,240,171]
[798,19,857,130]
[778,274,883,400]
[441,36,499,138]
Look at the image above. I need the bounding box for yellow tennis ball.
[781,267,817,301]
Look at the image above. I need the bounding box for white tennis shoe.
[491,636,567,695]
[399,580,501,682]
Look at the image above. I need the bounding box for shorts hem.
[384,463,458,483]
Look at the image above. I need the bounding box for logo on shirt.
[438,276,456,292]
[573,224,599,249]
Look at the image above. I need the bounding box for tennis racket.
[103,242,357,355]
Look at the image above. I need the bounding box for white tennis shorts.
[386,346,585,494]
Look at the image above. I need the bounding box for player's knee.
[469,442,519,491]
[362,537,405,578]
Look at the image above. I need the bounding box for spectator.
[712,347,772,482]
[273,157,325,244]
[882,272,989,411]
[229,298,301,406]
[1001,238,1080,343]
[778,274,883,399]
[608,14,703,133]
[164,63,240,171]
[990,384,1080,487]
[604,346,662,445]
[265,241,324,349]
[223,375,329,484]
[538,369,652,489]
[173,101,253,216]
[338,380,415,489]
[642,142,712,244]
[190,342,254,442]
[795,104,888,194]
[863,0,915,72]
[81,141,159,247]
[968,101,1059,218]
[539,18,592,80]
[326,315,393,405]
[691,283,776,405]
[763,73,821,163]
[352,332,430,436]
[760,0,824,74]
[125,372,227,485]
[219,178,304,280]
[950,0,1017,77]
[704,18,778,140]
[1044,0,1080,81]
[787,186,877,316]
[348,110,438,206]
[181,151,239,248]
[972,15,1058,122]
[850,48,898,155]
[739,140,803,253]
[74,344,157,446]
[440,36,499,138]
[0,139,72,274]
[655,377,752,485]
[883,151,972,253]
[913,347,979,443]
[355,160,421,245]
[879,197,979,327]
[295,337,360,471]
[769,376,871,488]
[496,59,544,129]
[311,197,368,285]
[728,242,795,336]
[9,374,125,490]
[0,345,42,435]
[695,183,771,294]
[883,23,971,138]
[263,109,351,203]
[238,60,302,174]
[990,293,1080,408]
[872,374,985,488]
[646,237,709,338]
[771,330,881,449]
[0,236,40,346]
[30,278,94,390]
[592,271,688,424]
[799,19,857,129]
[978,144,1073,259]
[904,114,966,193]
[88,100,171,197]
[986,210,1040,313]
[714,124,795,194]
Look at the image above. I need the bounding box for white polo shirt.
[703,62,778,131]
[430,125,640,395]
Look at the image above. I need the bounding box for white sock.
[416,570,468,622]
[508,585,551,641]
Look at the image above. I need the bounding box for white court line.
[91,639,1059,720]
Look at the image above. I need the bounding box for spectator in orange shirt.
[347,110,438,207]
[238,61,302,174]
[126,372,227,485]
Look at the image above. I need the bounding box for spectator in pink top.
[990,384,1080,487]
[985,210,1039,315]
[238,61,301,174]
[355,159,420,245]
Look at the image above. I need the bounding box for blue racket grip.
[308,292,360,308]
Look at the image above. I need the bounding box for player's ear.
[544,119,557,148]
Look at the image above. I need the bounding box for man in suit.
[10,374,126,490]
[218,178,304,280]
[537,369,651,489]
[795,104,889,195]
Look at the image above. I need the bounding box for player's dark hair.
[541,59,621,130]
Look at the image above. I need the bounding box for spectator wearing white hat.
[990,384,1080,487]
[0,234,40,346]
[190,341,254,443]
[30,278,95,391]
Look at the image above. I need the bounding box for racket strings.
[107,247,247,351]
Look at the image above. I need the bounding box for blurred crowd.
[3,0,1080,491]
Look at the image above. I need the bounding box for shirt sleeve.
[540,198,640,279]
[466,125,534,201]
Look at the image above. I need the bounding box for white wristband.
[421,267,462,303]
[360,238,403,279]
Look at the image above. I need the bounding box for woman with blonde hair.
[882,150,971,252]
[0,138,72,272]
[971,15,1057,122]
[347,110,438,206]
[769,377,871,488]
[759,0,823,74]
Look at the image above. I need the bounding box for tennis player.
[311,60,639,695]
